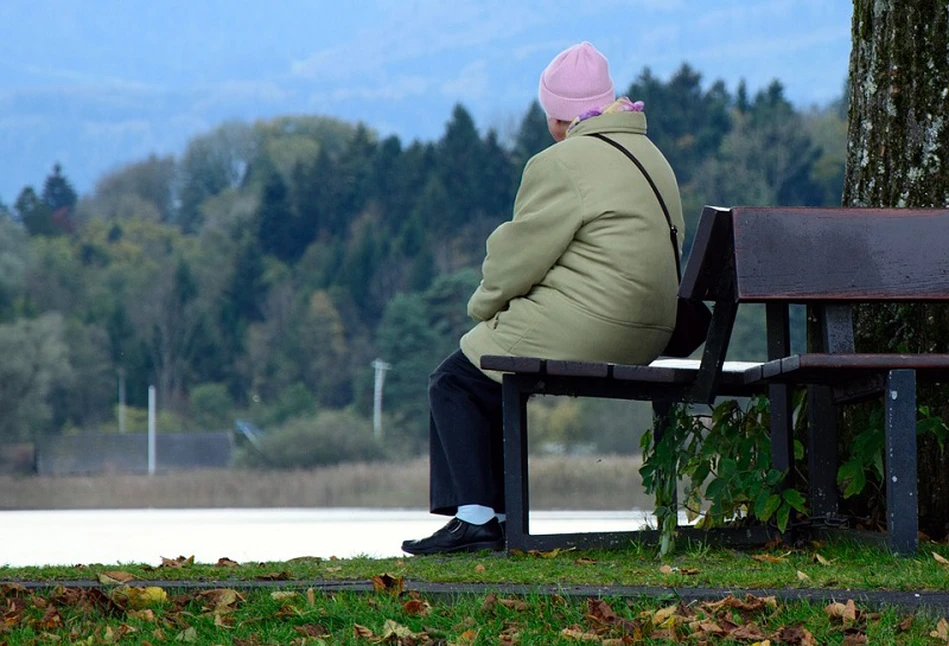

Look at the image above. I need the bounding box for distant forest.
[0,64,847,464]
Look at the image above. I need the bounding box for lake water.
[0,509,665,567]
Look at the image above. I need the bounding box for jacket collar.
[566,111,648,138]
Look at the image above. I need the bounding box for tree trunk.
[844,0,949,538]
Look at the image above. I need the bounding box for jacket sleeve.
[468,151,584,322]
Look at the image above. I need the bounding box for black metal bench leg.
[885,369,918,555]
[807,386,839,522]
[502,375,531,552]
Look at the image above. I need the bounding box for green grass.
[4,538,949,592]
[3,538,949,643]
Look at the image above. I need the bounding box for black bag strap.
[585,132,682,280]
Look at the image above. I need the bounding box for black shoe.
[401,518,504,555]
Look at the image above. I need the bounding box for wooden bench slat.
[546,359,610,378]
[759,353,949,384]
[480,355,544,373]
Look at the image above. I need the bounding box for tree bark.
[844,0,949,538]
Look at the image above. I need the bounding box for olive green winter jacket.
[460,110,684,381]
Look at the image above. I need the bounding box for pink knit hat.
[538,42,615,121]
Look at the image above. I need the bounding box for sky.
[0,0,853,202]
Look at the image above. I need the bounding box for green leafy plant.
[837,403,948,500]
[640,396,806,555]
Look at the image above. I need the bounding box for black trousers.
[428,350,504,516]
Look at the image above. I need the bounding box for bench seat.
[481,355,765,397]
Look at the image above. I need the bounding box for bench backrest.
[684,206,949,304]
[680,206,949,401]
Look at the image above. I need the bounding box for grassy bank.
[0,455,651,510]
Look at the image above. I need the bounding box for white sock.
[456,504,495,525]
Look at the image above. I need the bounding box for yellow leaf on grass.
[455,628,479,645]
[122,586,168,609]
[796,570,811,581]
[474,563,486,573]
[381,620,414,640]
[175,626,197,642]
[815,553,833,565]
[751,554,786,564]
[270,591,298,602]
[933,552,949,565]
[659,565,675,574]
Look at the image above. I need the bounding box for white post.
[118,369,126,434]
[147,385,157,475]
[371,358,391,441]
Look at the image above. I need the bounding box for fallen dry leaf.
[160,555,194,569]
[127,609,156,622]
[897,615,914,632]
[306,588,316,606]
[402,598,431,616]
[353,624,374,639]
[659,564,675,574]
[196,588,244,614]
[730,623,768,641]
[498,598,529,611]
[270,591,298,602]
[796,570,811,582]
[841,633,868,645]
[526,547,569,558]
[371,573,405,596]
[815,553,833,566]
[216,557,240,567]
[933,552,949,565]
[255,571,291,581]
[561,626,600,641]
[931,617,949,641]
[474,563,486,573]
[294,624,329,638]
[98,571,136,585]
[751,554,787,564]
[574,557,597,565]
[380,619,415,641]
[825,599,858,623]
[775,624,817,646]
[33,605,63,631]
[455,628,479,645]
[176,626,198,642]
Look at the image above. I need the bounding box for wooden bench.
[484,205,949,555]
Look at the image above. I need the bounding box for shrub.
[189,382,233,430]
[237,409,383,469]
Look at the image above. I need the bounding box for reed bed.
[0,454,651,510]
